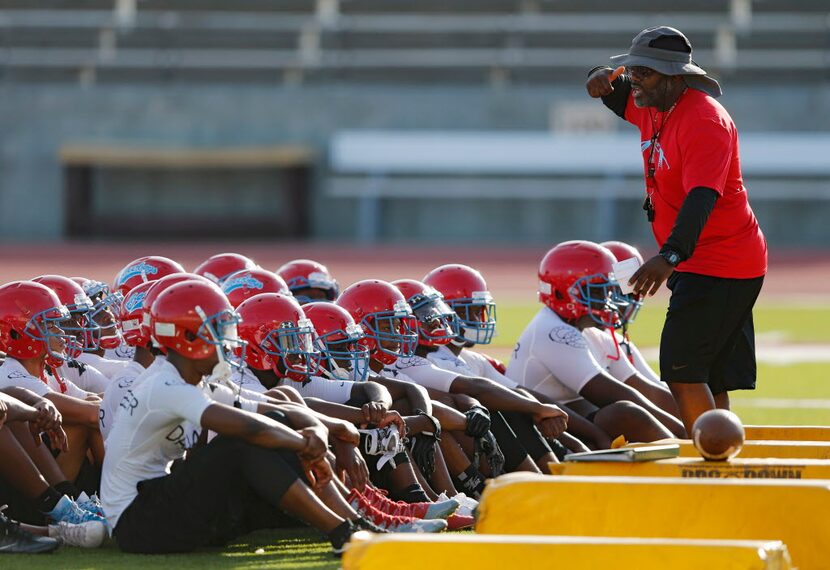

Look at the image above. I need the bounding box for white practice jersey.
[228,366,268,394]
[78,352,133,380]
[104,343,136,362]
[383,355,458,393]
[100,360,148,441]
[426,345,519,390]
[101,359,213,530]
[59,360,110,394]
[506,307,607,404]
[280,375,355,405]
[0,357,52,397]
[581,328,662,385]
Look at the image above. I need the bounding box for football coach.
[585,26,767,432]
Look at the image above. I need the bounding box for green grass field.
[4,303,828,568]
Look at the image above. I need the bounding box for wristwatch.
[659,249,682,267]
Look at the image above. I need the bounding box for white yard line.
[732,398,830,409]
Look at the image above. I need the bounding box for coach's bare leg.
[279,479,345,533]
[668,382,717,434]
[593,401,673,443]
[714,391,730,410]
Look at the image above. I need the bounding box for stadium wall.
[1,82,829,243]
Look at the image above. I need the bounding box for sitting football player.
[0,281,108,530]
[506,241,686,443]
[600,240,680,416]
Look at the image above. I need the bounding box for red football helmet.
[194,253,257,285]
[75,277,123,350]
[32,275,96,357]
[392,279,456,347]
[222,268,290,308]
[304,302,370,382]
[118,280,156,348]
[276,259,340,304]
[139,273,215,347]
[149,280,242,362]
[113,256,185,296]
[0,281,72,367]
[538,240,621,328]
[600,240,645,325]
[336,279,417,365]
[423,264,497,345]
[236,293,321,382]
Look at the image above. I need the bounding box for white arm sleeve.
[0,372,52,397]
[462,350,519,390]
[391,356,458,393]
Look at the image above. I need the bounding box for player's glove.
[475,430,505,476]
[464,405,491,438]
[408,410,441,477]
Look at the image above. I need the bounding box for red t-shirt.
[625,88,767,279]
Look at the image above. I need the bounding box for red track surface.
[0,241,825,301]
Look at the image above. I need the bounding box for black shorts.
[660,271,764,394]
[114,420,306,553]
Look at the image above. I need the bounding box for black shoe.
[0,509,60,554]
[352,516,389,534]
[328,520,355,558]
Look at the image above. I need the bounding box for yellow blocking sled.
[628,438,830,459]
[476,473,828,570]
[550,456,830,480]
[342,532,793,570]
[744,425,830,442]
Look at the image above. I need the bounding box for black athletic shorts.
[114,415,307,553]
[660,271,764,394]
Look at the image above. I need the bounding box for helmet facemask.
[448,291,497,346]
[408,291,458,346]
[569,273,625,329]
[22,304,75,366]
[361,300,418,365]
[257,317,322,382]
[192,306,247,371]
[317,322,370,382]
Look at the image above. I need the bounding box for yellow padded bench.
[341,532,793,570]
[550,456,830,479]
[476,473,827,570]
[744,425,830,442]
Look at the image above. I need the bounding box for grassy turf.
[5,528,338,570]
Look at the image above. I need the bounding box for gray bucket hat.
[610,26,722,98]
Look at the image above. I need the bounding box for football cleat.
[0,506,60,554]
[348,492,447,533]
[358,487,459,520]
[46,495,106,525]
[75,492,105,519]
[47,520,107,548]
[446,513,476,530]
[437,492,479,518]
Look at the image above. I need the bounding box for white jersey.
[506,307,606,404]
[383,355,458,393]
[0,357,51,397]
[426,345,518,390]
[104,343,136,362]
[100,360,148,441]
[100,359,213,529]
[59,360,110,394]
[581,328,641,383]
[78,352,132,380]
[228,366,268,394]
[281,375,355,405]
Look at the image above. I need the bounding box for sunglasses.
[627,66,656,79]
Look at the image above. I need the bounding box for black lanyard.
[643,88,686,222]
